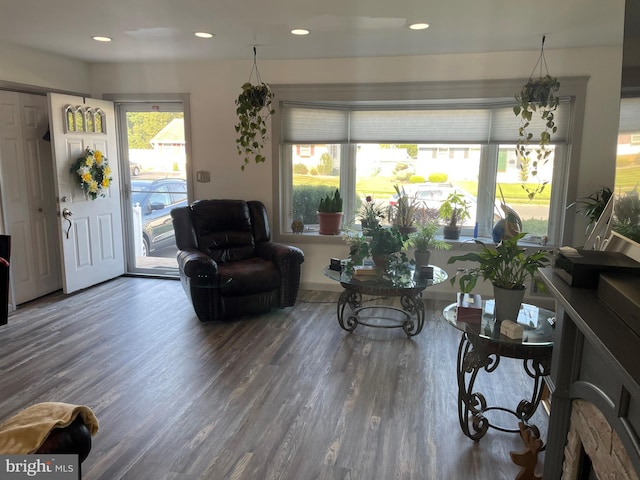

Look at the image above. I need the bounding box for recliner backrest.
[191,200,256,263]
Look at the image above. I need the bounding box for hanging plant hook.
[248,46,264,85]
[529,35,550,80]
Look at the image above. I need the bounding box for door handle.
[62,208,73,239]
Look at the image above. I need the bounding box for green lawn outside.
[615,164,640,193]
[454,181,551,206]
[293,174,552,206]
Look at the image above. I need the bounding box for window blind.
[618,97,640,133]
[280,99,571,144]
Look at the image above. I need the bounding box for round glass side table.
[443,300,555,441]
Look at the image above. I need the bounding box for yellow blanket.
[0,402,99,454]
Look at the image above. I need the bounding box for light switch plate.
[196,171,210,183]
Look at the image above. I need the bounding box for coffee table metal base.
[457,332,551,441]
[337,289,425,337]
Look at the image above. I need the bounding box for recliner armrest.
[177,249,219,278]
[255,242,304,267]
[255,241,304,307]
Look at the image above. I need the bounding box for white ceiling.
[0,0,627,64]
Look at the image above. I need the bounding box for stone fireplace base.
[539,268,640,478]
[562,399,638,479]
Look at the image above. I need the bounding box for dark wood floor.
[0,277,548,479]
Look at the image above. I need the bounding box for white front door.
[48,93,124,293]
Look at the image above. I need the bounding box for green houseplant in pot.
[369,225,405,269]
[513,37,560,199]
[404,220,451,269]
[235,82,275,171]
[447,233,550,322]
[358,195,385,235]
[439,191,471,240]
[573,186,613,236]
[318,188,343,235]
[390,184,423,234]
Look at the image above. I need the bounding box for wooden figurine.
[510,421,544,480]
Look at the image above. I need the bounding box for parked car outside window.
[130,162,141,176]
[131,178,187,256]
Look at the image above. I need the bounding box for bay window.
[271,80,587,247]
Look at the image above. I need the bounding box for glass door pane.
[117,102,188,276]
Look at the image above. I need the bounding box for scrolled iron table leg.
[337,288,362,332]
[400,294,425,337]
[516,357,551,426]
[457,333,499,441]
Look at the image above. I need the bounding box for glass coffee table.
[324,264,447,337]
[443,300,555,441]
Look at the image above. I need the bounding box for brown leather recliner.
[171,199,304,321]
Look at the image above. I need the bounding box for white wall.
[0,41,91,94]
[0,42,91,236]
[89,46,624,297]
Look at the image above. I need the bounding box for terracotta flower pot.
[318,212,343,235]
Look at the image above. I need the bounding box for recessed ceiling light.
[195,32,214,38]
[92,36,112,42]
[409,23,430,30]
[291,29,310,36]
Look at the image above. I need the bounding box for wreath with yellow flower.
[70,147,113,200]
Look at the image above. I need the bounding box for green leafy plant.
[390,184,423,228]
[513,37,560,199]
[573,186,613,234]
[438,191,471,228]
[447,233,550,293]
[235,82,275,171]
[369,226,404,257]
[318,189,343,213]
[342,225,406,265]
[358,195,385,234]
[404,221,451,252]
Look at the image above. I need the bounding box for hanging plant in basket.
[235,47,275,171]
[513,36,560,200]
[69,147,112,200]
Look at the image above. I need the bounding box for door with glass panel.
[116,102,188,276]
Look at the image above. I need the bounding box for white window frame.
[271,79,588,247]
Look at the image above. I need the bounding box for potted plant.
[439,191,471,240]
[573,186,613,235]
[369,226,405,268]
[342,229,370,266]
[235,82,275,171]
[318,188,343,235]
[513,74,560,199]
[389,184,423,234]
[403,220,451,268]
[358,195,385,235]
[513,37,560,199]
[447,233,550,322]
